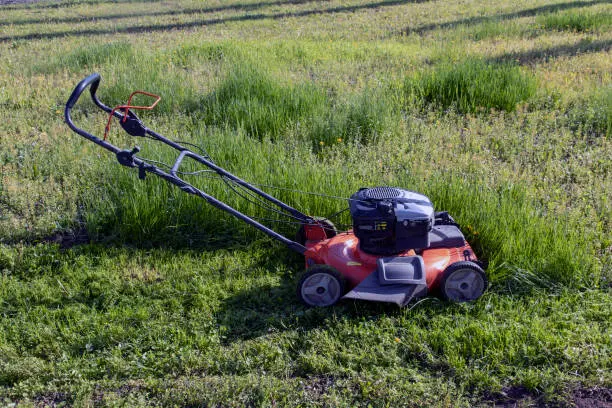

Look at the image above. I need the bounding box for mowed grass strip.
[0,243,610,406]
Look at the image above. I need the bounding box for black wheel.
[297,265,345,307]
[440,261,487,302]
[296,217,337,245]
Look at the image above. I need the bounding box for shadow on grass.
[215,245,452,343]
[488,38,612,64]
[0,0,328,27]
[0,0,424,43]
[216,275,412,343]
[401,0,607,35]
[0,0,165,11]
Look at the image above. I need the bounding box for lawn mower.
[65,73,487,307]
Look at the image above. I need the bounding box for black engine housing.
[349,187,435,255]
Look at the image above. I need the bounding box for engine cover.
[349,187,434,255]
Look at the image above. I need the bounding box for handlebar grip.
[64,73,121,155]
[66,73,101,110]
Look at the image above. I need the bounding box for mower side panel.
[421,244,479,290]
[304,232,416,290]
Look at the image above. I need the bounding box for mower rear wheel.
[440,261,487,302]
[296,217,337,245]
[297,265,345,307]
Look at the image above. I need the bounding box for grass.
[405,58,537,113]
[201,64,327,140]
[0,0,611,406]
[537,10,612,32]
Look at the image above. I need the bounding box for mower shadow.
[215,246,442,344]
[216,282,411,344]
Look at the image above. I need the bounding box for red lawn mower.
[65,73,487,307]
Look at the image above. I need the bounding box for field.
[0,0,611,406]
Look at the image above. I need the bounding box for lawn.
[0,0,610,406]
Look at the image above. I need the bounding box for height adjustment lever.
[116,146,140,167]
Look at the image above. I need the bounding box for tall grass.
[564,86,612,138]
[308,88,394,147]
[199,64,327,140]
[78,124,600,288]
[198,64,397,147]
[32,42,135,75]
[537,10,612,32]
[405,58,537,113]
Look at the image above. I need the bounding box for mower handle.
[64,73,121,154]
[66,73,101,110]
[65,72,118,115]
[64,74,310,254]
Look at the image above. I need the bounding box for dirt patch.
[300,375,336,399]
[483,386,612,408]
[484,386,544,407]
[573,387,612,408]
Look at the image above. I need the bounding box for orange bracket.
[104,90,161,140]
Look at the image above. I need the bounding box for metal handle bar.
[64,73,123,154]
[64,73,311,254]
[65,73,101,110]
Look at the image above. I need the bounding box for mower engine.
[349,187,434,255]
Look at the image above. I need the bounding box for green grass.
[32,42,135,75]
[1,0,611,406]
[405,58,537,113]
[200,64,327,140]
[537,10,612,32]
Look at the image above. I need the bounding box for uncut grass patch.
[537,10,612,32]
[405,58,537,113]
[76,124,601,288]
[200,64,327,140]
[32,42,135,75]
[564,87,612,138]
[199,64,398,147]
[79,127,354,247]
[308,88,395,148]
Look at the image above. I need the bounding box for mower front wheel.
[440,261,487,302]
[297,265,345,307]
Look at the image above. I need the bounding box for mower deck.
[304,228,480,306]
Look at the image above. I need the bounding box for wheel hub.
[445,268,485,301]
[300,272,341,307]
